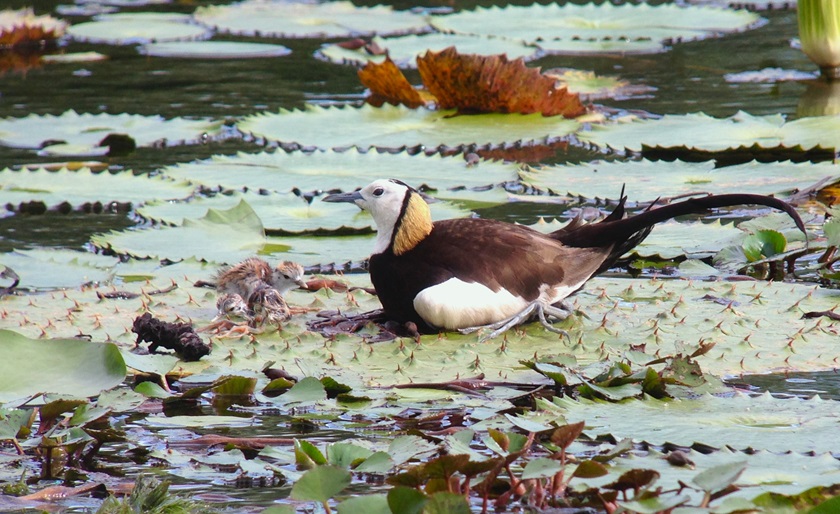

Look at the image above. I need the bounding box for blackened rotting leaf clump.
[132,313,210,361]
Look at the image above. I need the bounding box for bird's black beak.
[323,190,363,203]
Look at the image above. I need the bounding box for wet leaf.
[416,47,585,117]
[0,330,126,402]
[290,465,351,503]
[692,460,747,492]
[742,230,787,261]
[194,1,429,39]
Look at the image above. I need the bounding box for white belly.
[413,278,529,329]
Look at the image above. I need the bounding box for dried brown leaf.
[416,47,586,117]
[359,56,426,108]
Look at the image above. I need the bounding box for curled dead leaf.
[359,56,426,108]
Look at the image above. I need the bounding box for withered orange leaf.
[358,56,426,108]
[416,47,586,118]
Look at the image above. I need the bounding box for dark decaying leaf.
[605,469,660,492]
[417,47,586,117]
[131,313,210,362]
[550,421,585,450]
[359,56,425,108]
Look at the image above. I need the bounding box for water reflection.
[797,78,840,116]
[731,370,840,400]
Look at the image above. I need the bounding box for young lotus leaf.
[431,4,763,55]
[68,13,211,45]
[0,110,220,154]
[0,330,126,403]
[138,41,291,59]
[193,1,430,39]
[136,190,471,234]
[91,199,266,263]
[0,8,67,48]
[158,149,519,196]
[0,248,119,289]
[238,104,580,152]
[580,111,840,155]
[318,33,539,68]
[551,392,840,453]
[0,167,193,210]
[520,159,840,201]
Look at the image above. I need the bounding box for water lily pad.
[139,41,291,59]
[0,248,119,289]
[724,67,818,83]
[0,110,220,154]
[68,13,211,45]
[520,159,840,201]
[579,111,840,155]
[0,167,193,210]
[545,69,656,101]
[431,4,763,55]
[158,149,519,196]
[317,34,539,68]
[194,0,429,39]
[41,52,108,64]
[237,104,580,152]
[0,330,126,403]
[629,220,746,260]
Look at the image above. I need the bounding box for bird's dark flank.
[324,180,806,337]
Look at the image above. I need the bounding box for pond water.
[1,0,838,511]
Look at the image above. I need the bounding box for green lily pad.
[0,110,220,155]
[158,149,519,197]
[0,167,193,210]
[430,3,763,55]
[579,111,840,156]
[68,13,211,45]
[0,330,126,403]
[237,104,580,152]
[0,248,119,289]
[629,220,747,260]
[194,1,429,39]
[317,34,539,68]
[520,159,840,201]
[138,41,291,59]
[140,414,257,428]
[546,69,656,101]
[290,465,351,502]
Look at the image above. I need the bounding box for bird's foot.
[459,301,572,342]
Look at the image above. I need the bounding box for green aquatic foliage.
[68,12,211,45]
[138,41,291,59]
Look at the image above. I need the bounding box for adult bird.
[324,179,806,340]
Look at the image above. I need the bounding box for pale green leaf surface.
[521,457,564,479]
[0,110,220,152]
[317,33,538,68]
[520,159,840,200]
[139,41,291,58]
[0,248,119,289]
[0,330,126,403]
[337,495,391,514]
[580,111,840,153]
[290,465,351,502]
[121,352,180,377]
[194,1,429,38]
[140,414,257,428]
[431,4,762,53]
[237,104,580,152]
[68,12,210,44]
[0,167,193,209]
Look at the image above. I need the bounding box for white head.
[272,261,307,294]
[323,179,431,255]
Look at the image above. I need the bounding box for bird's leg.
[460,301,573,342]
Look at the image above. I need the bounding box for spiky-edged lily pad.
[0,330,126,403]
[520,159,840,201]
[0,8,68,49]
[629,220,747,259]
[580,111,840,156]
[317,34,539,68]
[549,392,840,453]
[0,167,192,210]
[0,110,220,155]
[158,149,519,194]
[68,13,210,45]
[138,41,291,59]
[237,104,580,152]
[431,4,763,55]
[0,248,119,289]
[135,190,471,234]
[193,1,429,39]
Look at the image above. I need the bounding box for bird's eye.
[373,187,384,197]
[282,274,290,279]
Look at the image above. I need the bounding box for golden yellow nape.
[392,192,432,255]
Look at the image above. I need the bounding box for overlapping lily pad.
[138,41,291,59]
[430,3,764,55]
[520,159,840,201]
[0,167,193,210]
[158,149,519,194]
[0,248,119,289]
[237,104,580,152]
[68,12,211,45]
[317,34,539,68]
[0,110,221,155]
[193,1,430,39]
[579,111,840,156]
